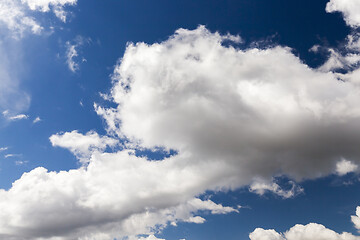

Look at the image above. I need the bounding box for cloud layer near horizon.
[250,223,360,240]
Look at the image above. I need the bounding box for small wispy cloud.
[5,154,22,158]
[0,147,8,152]
[2,110,29,121]
[15,160,28,166]
[65,36,90,72]
[33,116,41,124]
[249,178,304,199]
[9,114,28,121]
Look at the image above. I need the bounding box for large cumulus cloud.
[98,25,360,182]
[2,9,360,240]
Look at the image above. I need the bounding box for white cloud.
[15,160,28,166]
[249,179,304,199]
[50,130,119,163]
[0,0,77,37]
[250,228,285,240]
[33,116,41,123]
[326,0,360,27]
[21,0,77,22]
[3,24,360,239]
[65,43,78,72]
[351,206,360,231]
[0,147,8,152]
[98,25,360,183]
[138,235,165,240]
[65,36,88,72]
[250,223,360,240]
[2,110,29,121]
[0,152,238,239]
[0,0,42,36]
[336,158,358,176]
[9,114,28,121]
[4,153,22,158]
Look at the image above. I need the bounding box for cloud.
[21,0,77,22]
[98,25,360,183]
[326,0,360,27]
[3,24,360,239]
[336,158,358,176]
[4,153,22,158]
[0,42,31,116]
[249,179,304,199]
[2,110,29,121]
[0,0,42,36]
[65,43,78,72]
[138,235,165,240]
[0,152,237,239]
[33,116,41,123]
[8,114,28,121]
[0,147,8,152]
[351,207,360,231]
[15,160,28,166]
[250,223,360,240]
[65,36,89,72]
[50,130,119,163]
[250,228,285,240]
[0,0,77,37]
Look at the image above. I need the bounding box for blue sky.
[1,0,360,239]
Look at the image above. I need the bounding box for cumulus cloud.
[3,22,360,239]
[98,25,360,183]
[50,130,119,163]
[250,223,360,240]
[137,235,165,240]
[326,0,360,27]
[336,158,358,176]
[351,207,360,231]
[0,151,237,239]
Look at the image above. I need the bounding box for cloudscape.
[1,0,360,239]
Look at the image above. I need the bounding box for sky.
[2,0,360,239]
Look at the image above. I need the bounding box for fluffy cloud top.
[21,0,76,22]
[50,130,118,163]
[0,0,77,36]
[351,207,360,231]
[99,25,360,183]
[336,159,358,176]
[250,223,360,240]
[326,0,360,27]
[0,150,237,239]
